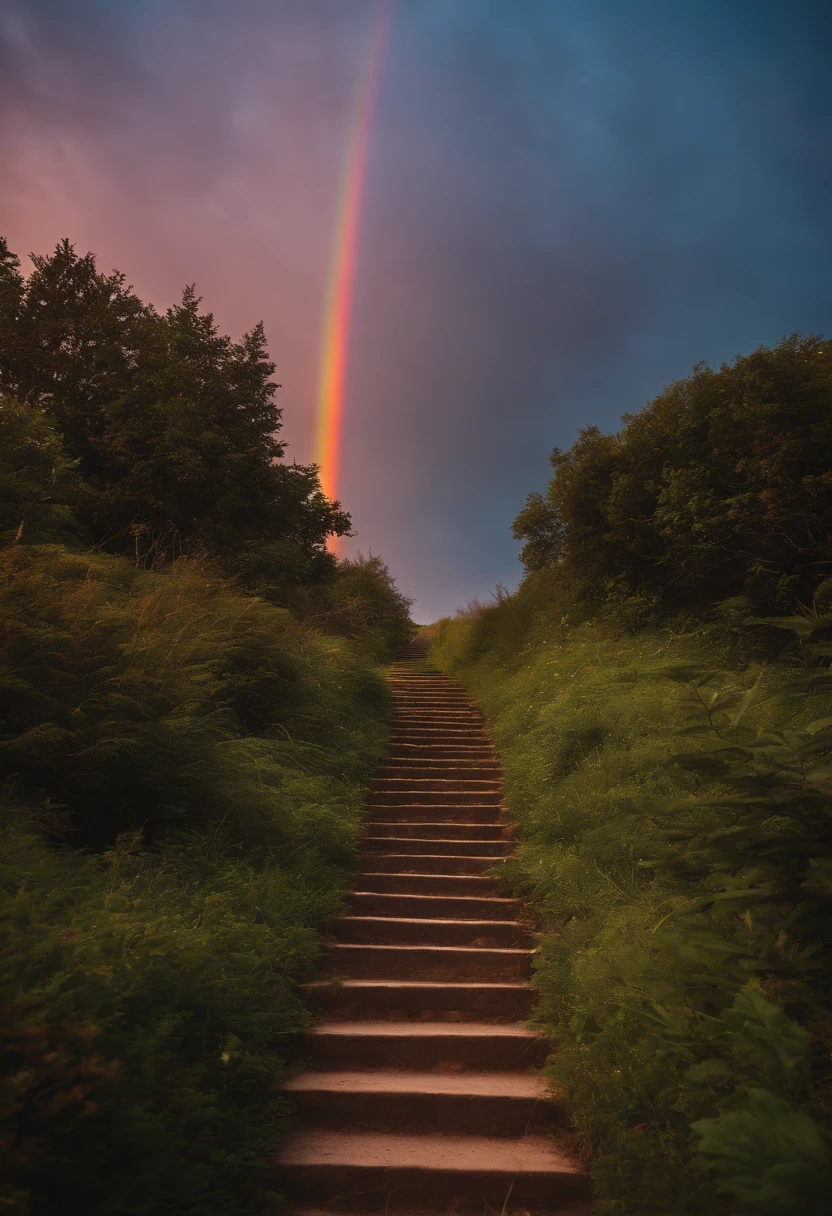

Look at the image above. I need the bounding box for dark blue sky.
[1,0,830,620]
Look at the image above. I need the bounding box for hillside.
[427,336,832,1215]
[0,238,413,1216]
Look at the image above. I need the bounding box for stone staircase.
[277,635,592,1214]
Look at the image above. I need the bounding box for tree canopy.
[513,334,832,614]
[0,237,349,587]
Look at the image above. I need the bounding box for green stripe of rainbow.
[315,1,393,516]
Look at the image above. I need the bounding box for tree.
[0,396,86,547]
[321,553,415,660]
[0,238,350,584]
[513,335,832,614]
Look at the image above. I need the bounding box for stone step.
[283,1069,555,1136]
[387,682,458,690]
[302,979,536,1023]
[390,685,477,692]
[287,1208,594,1216]
[353,871,509,897]
[363,836,509,857]
[386,749,496,762]
[393,696,480,704]
[345,890,522,921]
[379,771,503,784]
[387,743,494,752]
[324,942,532,981]
[389,719,491,729]
[390,690,475,695]
[367,805,505,823]
[361,852,499,875]
[373,777,502,792]
[276,1130,589,1213]
[390,694,476,703]
[303,1021,546,1070]
[393,723,487,734]
[377,764,502,779]
[388,743,491,753]
[368,790,503,807]
[372,790,503,804]
[387,741,493,750]
[388,671,453,677]
[389,680,467,686]
[367,820,508,840]
[393,708,484,716]
[389,729,490,741]
[330,915,532,949]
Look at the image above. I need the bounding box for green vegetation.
[0,235,348,586]
[0,239,412,1214]
[513,334,832,616]
[429,338,832,1215]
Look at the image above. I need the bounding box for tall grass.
[429,575,832,1216]
[2,544,392,1215]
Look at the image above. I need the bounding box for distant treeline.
[513,334,832,619]
[0,238,411,1215]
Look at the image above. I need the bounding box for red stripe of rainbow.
[315,0,392,516]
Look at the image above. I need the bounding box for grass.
[1,544,394,1215]
[427,573,832,1216]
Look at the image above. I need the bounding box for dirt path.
[277,635,592,1214]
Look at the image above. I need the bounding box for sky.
[1,0,831,622]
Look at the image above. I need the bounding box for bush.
[0,396,86,547]
[287,553,414,662]
[430,586,832,1215]
[1,545,388,849]
[513,334,832,616]
[0,544,392,1214]
[1,812,346,1216]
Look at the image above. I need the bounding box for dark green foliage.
[1,545,388,849]
[0,396,87,546]
[291,553,415,662]
[513,334,832,614]
[0,236,411,1214]
[429,590,832,1215]
[1,817,351,1216]
[0,237,349,585]
[1,546,390,1214]
[692,1088,831,1215]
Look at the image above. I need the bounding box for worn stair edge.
[282,1069,556,1136]
[276,1131,590,1212]
[302,979,536,1023]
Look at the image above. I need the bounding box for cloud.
[1,0,830,620]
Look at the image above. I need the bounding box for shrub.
[1,544,391,1214]
[0,545,388,849]
[0,396,86,547]
[290,553,415,662]
[430,588,832,1215]
[1,810,348,1216]
[513,334,832,616]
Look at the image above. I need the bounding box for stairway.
[277,635,592,1215]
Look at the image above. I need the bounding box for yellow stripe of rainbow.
[315,0,393,526]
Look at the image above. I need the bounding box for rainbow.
[315,0,392,523]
